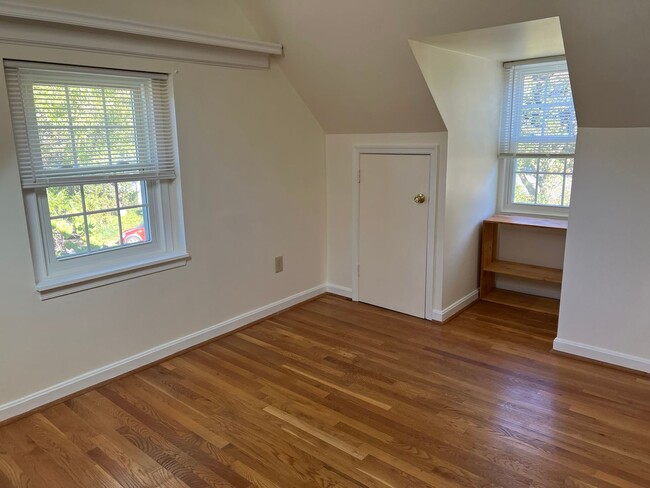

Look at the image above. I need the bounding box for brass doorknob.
[414,193,426,204]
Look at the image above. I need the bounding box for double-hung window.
[498,58,577,215]
[5,61,187,298]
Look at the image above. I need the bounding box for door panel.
[358,153,430,318]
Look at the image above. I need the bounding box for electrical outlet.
[275,256,283,273]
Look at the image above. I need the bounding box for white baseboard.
[431,289,479,322]
[326,283,353,298]
[0,284,327,423]
[553,338,650,373]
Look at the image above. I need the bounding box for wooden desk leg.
[480,222,498,298]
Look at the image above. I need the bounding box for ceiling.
[16,0,650,133]
[422,17,564,62]
[238,0,650,133]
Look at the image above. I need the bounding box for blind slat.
[499,60,577,158]
[5,62,177,189]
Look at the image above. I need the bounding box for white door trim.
[352,145,439,320]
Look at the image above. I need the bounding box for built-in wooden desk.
[480,215,567,315]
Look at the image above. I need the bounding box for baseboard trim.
[432,289,479,323]
[326,284,353,299]
[553,338,650,373]
[0,284,327,423]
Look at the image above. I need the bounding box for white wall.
[0,12,326,407]
[497,227,565,299]
[555,128,650,372]
[410,42,502,309]
[325,132,448,309]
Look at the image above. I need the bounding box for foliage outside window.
[5,61,187,297]
[47,182,149,258]
[499,59,577,214]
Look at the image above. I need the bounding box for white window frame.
[497,158,573,218]
[497,57,576,218]
[7,61,188,299]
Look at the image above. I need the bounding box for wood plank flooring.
[0,295,648,487]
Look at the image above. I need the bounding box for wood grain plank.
[0,295,648,487]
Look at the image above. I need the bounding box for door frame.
[352,145,439,320]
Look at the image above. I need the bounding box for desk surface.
[485,214,568,230]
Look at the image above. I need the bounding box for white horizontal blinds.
[499,60,577,158]
[5,62,176,189]
[499,66,516,157]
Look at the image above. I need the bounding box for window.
[5,61,187,298]
[498,58,577,215]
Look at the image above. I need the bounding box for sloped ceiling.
[238,0,650,133]
[421,17,565,62]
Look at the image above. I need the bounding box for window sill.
[497,205,569,220]
[36,252,190,300]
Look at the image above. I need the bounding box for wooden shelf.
[484,214,568,231]
[483,260,563,284]
[480,214,566,314]
[482,289,560,315]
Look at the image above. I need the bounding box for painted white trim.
[326,284,353,298]
[37,253,190,300]
[0,1,282,55]
[553,338,650,373]
[497,158,570,218]
[352,145,439,320]
[431,289,479,323]
[503,55,566,68]
[0,284,326,423]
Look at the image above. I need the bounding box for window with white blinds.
[4,61,187,298]
[498,59,577,211]
[5,61,176,189]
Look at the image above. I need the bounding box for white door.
[358,153,431,318]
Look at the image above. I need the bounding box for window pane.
[520,107,543,136]
[87,211,120,251]
[515,158,537,172]
[104,88,135,126]
[74,128,110,165]
[33,85,68,126]
[47,186,82,217]
[51,215,87,258]
[544,106,577,137]
[39,128,74,169]
[566,158,574,174]
[47,182,150,259]
[539,158,565,173]
[118,181,145,207]
[546,72,572,103]
[120,208,148,244]
[537,174,564,206]
[564,175,573,207]
[521,74,545,105]
[513,173,537,204]
[69,86,104,126]
[109,128,137,164]
[83,183,117,212]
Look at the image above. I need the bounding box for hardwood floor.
[0,295,648,487]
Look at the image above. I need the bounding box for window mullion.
[79,185,91,254]
[64,86,79,170]
[101,87,113,166]
[115,183,124,245]
[561,158,568,206]
[534,159,540,205]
